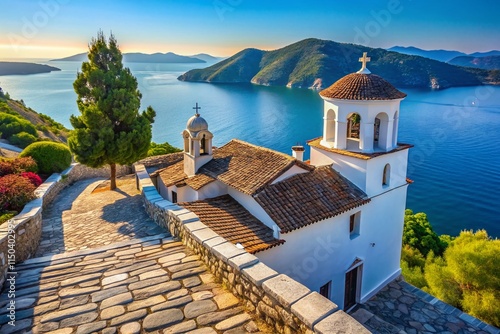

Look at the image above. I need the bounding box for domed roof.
[186,113,208,133]
[320,73,407,101]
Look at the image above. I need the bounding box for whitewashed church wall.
[177,186,197,202]
[227,187,277,231]
[310,147,369,193]
[257,185,406,310]
[197,180,227,200]
[356,186,407,301]
[256,208,362,310]
[156,177,169,199]
[271,165,309,184]
[365,149,409,197]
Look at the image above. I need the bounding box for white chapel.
[145,53,412,311]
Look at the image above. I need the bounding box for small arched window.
[347,113,361,139]
[200,134,206,155]
[382,163,391,186]
[183,137,189,153]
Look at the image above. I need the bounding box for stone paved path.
[0,176,263,333]
[36,175,165,257]
[351,279,499,334]
[1,236,261,333]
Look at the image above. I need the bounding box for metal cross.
[359,52,371,71]
[193,102,201,115]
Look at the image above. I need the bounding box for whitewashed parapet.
[134,163,369,334]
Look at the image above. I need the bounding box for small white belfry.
[183,103,213,176]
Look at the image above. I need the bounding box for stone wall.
[135,164,369,334]
[0,163,132,287]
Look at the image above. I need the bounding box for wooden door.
[344,267,358,310]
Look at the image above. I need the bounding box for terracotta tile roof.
[156,161,186,187]
[156,140,312,193]
[307,137,413,160]
[186,173,216,190]
[198,139,313,195]
[254,166,370,233]
[320,73,407,100]
[180,195,285,254]
[137,152,184,170]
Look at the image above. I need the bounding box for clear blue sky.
[1,0,499,59]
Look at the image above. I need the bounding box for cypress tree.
[69,31,155,189]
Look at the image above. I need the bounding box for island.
[178,38,495,89]
[0,62,61,76]
[51,52,207,63]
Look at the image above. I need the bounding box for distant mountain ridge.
[448,56,500,70]
[178,38,493,90]
[51,52,220,63]
[388,46,500,63]
[0,62,61,76]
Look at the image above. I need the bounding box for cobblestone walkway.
[0,176,262,333]
[1,237,261,333]
[351,279,499,334]
[36,175,166,257]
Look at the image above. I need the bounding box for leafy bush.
[403,209,448,257]
[0,157,38,176]
[10,131,38,148]
[425,230,500,327]
[0,112,38,139]
[147,141,182,157]
[20,172,42,187]
[20,142,71,174]
[38,113,68,131]
[0,212,16,225]
[0,174,36,211]
[401,260,427,289]
[0,100,13,113]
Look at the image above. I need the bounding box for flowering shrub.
[0,174,36,211]
[20,172,42,187]
[0,157,38,176]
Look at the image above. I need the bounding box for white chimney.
[292,145,304,161]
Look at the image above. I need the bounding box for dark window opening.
[383,164,390,187]
[200,134,207,155]
[349,212,361,239]
[374,118,381,142]
[171,191,177,203]
[319,281,331,299]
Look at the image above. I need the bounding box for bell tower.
[309,53,411,197]
[183,103,213,176]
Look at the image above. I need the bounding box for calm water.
[2,61,500,238]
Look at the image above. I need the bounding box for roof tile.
[157,139,313,195]
[254,166,370,233]
[180,195,285,254]
[320,73,406,100]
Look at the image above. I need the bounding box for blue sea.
[1,60,500,238]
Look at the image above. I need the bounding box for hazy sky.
[1,0,499,59]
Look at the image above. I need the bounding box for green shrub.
[0,112,38,138]
[36,124,48,132]
[0,212,17,225]
[9,131,38,148]
[0,174,36,211]
[147,141,182,157]
[20,142,71,174]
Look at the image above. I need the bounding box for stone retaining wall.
[0,163,132,287]
[135,164,369,334]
